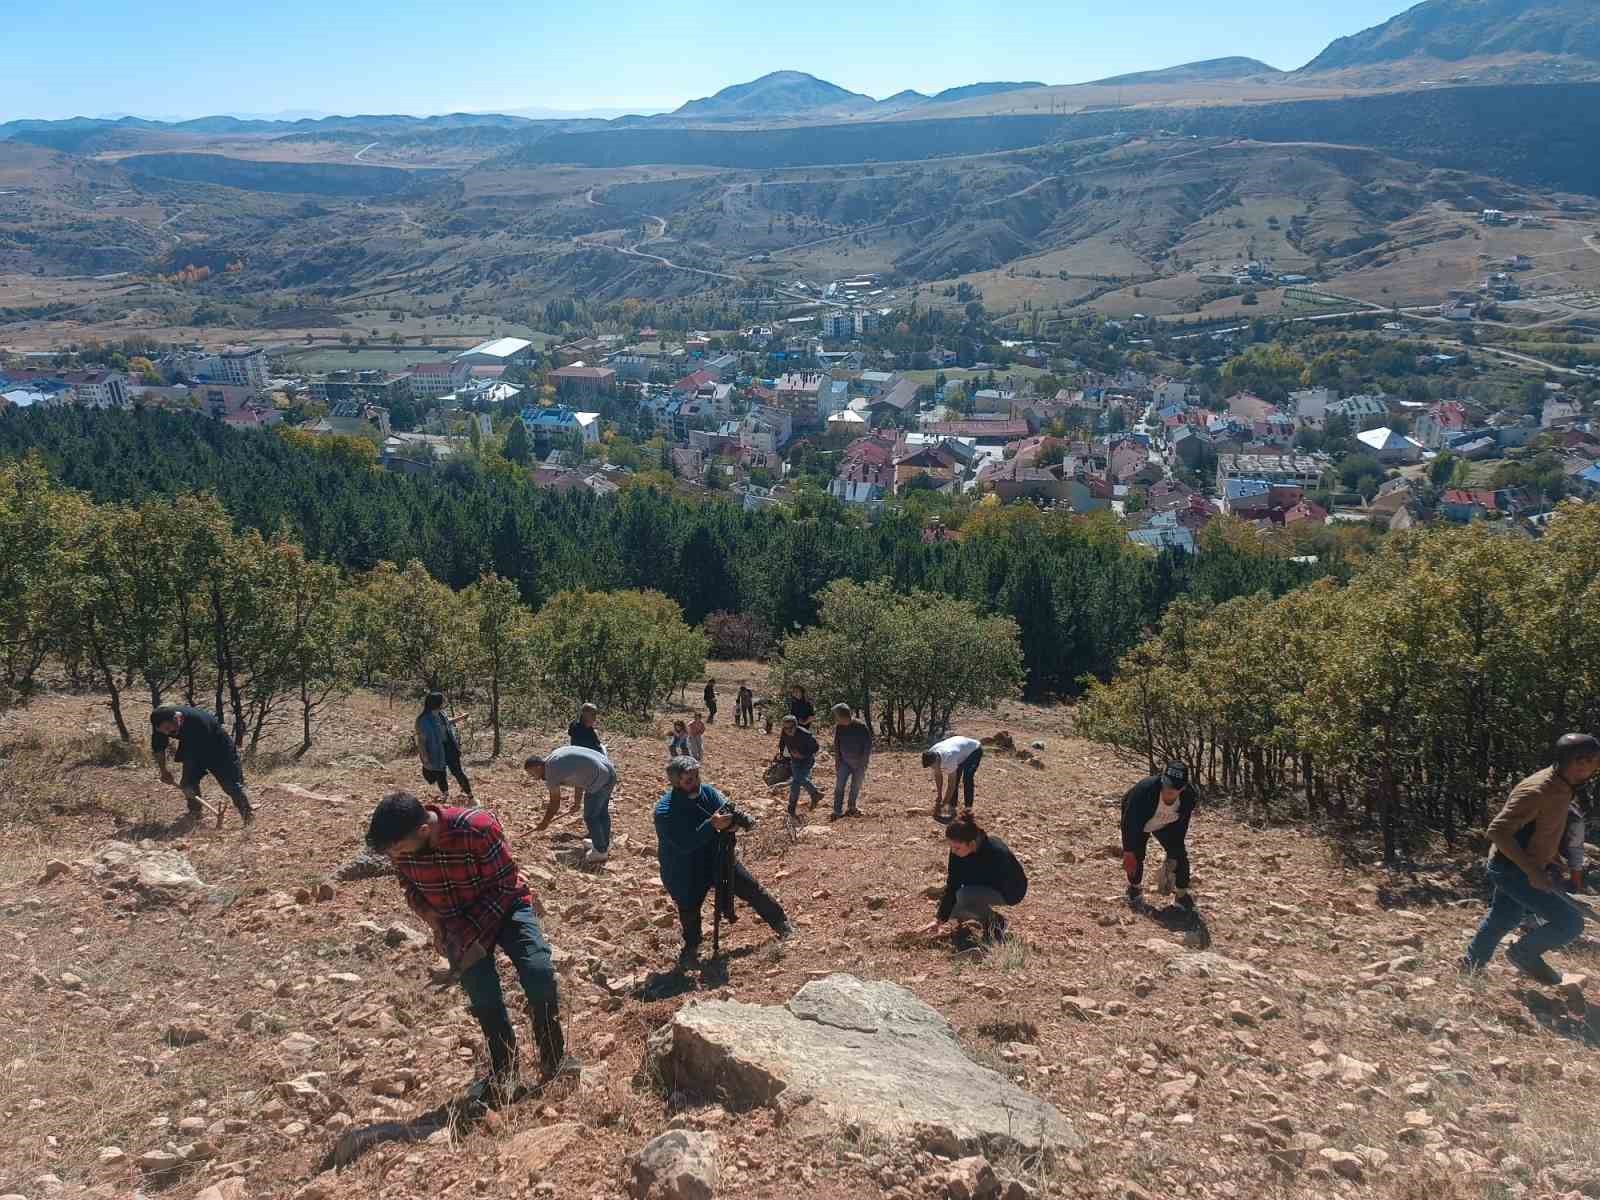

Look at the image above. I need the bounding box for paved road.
[354,141,379,162]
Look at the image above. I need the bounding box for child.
[668,720,690,759]
[687,712,706,763]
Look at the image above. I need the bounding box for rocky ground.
[1,670,1598,1200]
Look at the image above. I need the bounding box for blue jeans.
[787,757,821,811]
[583,783,614,854]
[1466,856,1584,966]
[458,902,564,1075]
[834,759,868,815]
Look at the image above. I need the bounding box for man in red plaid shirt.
[367,791,574,1102]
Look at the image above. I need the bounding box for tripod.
[711,829,738,959]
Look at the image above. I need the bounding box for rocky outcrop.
[647,974,1080,1158]
[90,840,209,905]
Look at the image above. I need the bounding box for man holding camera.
[654,755,794,967]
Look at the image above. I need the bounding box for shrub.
[530,589,706,716]
[703,610,770,660]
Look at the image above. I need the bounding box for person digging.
[151,704,254,828]
[365,791,578,1107]
[1121,762,1199,916]
[526,746,617,867]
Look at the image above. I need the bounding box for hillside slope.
[1,679,1597,1200]
[1089,57,1284,86]
[1300,0,1600,79]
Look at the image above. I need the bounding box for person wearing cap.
[1120,763,1200,912]
[1462,733,1600,984]
[416,691,473,803]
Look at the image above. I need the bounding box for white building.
[409,359,471,400]
[820,312,854,340]
[1355,426,1423,465]
[455,336,535,367]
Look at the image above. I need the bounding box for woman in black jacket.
[921,816,1027,943]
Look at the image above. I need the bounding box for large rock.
[647,974,1080,1157]
[629,1130,718,1200]
[91,841,208,904]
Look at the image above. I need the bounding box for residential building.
[520,405,601,446]
[209,347,268,392]
[1542,396,1583,429]
[1355,426,1423,464]
[309,401,391,439]
[1325,394,1391,431]
[857,370,897,396]
[408,360,471,400]
[820,312,854,340]
[1169,424,1212,469]
[1128,527,1196,554]
[1440,489,1498,522]
[1216,453,1329,492]
[455,336,535,367]
[549,364,616,398]
[381,432,463,476]
[309,370,411,407]
[853,310,881,336]
[867,378,920,423]
[892,444,959,494]
[67,370,130,409]
[927,418,1030,446]
[1413,401,1467,449]
[703,353,738,382]
[1289,387,1336,430]
[773,372,826,421]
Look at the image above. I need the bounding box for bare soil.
[1,673,1597,1200]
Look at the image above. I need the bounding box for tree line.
[0,408,1323,704]
[1076,505,1600,862]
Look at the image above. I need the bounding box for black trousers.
[676,861,787,950]
[422,743,473,797]
[180,754,252,817]
[705,700,718,724]
[1129,825,1190,890]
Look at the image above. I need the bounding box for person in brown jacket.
[1462,733,1600,983]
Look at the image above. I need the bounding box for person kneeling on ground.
[365,791,575,1104]
[921,815,1027,944]
[416,691,474,804]
[1462,733,1600,984]
[527,746,617,866]
[923,733,983,822]
[151,704,254,826]
[1121,762,1199,913]
[654,756,794,967]
[776,715,821,815]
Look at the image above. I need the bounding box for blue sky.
[5,0,1420,121]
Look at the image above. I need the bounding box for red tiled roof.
[928,419,1031,439]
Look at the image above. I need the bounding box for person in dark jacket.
[416,692,473,803]
[567,703,605,754]
[921,816,1027,943]
[831,703,873,819]
[786,685,815,729]
[736,683,755,728]
[776,715,822,814]
[654,756,793,966]
[151,704,254,825]
[1121,763,1199,911]
[702,680,718,724]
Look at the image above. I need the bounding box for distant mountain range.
[667,71,1044,121]
[1088,57,1282,86]
[5,0,1599,139]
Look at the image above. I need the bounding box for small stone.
[59,972,84,990]
[193,1179,247,1200]
[628,1129,719,1200]
[1227,1001,1256,1027]
[864,895,890,911]
[295,887,313,905]
[316,882,336,902]
[1319,1149,1364,1181]
[591,1032,618,1059]
[98,1146,126,1165]
[940,1155,999,1200]
[137,1149,183,1174]
[40,859,71,883]
[278,1031,320,1058]
[165,1022,209,1047]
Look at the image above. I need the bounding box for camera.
[718,803,756,832]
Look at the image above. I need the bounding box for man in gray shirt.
[526,746,617,866]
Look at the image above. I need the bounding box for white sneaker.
[583,849,609,865]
